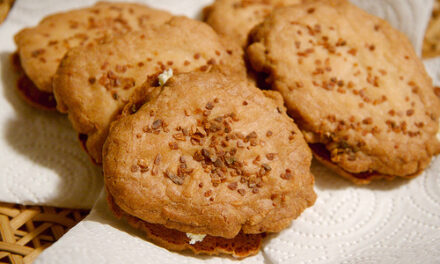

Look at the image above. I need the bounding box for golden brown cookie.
[53,16,246,164]
[247,0,440,184]
[103,70,316,257]
[14,2,172,109]
[203,0,303,47]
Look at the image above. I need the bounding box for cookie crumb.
[158,68,173,86]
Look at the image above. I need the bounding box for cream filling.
[186,233,206,244]
[158,68,173,86]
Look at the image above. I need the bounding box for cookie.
[53,16,246,164]
[203,0,302,47]
[103,70,316,257]
[14,2,172,109]
[247,0,440,184]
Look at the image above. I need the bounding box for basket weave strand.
[0,203,89,264]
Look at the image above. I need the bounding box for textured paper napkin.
[0,0,439,263]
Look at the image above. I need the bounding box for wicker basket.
[0,203,89,264]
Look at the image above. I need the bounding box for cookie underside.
[107,193,264,258]
[12,52,56,110]
[309,143,422,184]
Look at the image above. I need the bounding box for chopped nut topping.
[228,182,238,190]
[266,153,276,160]
[262,163,271,171]
[237,189,246,196]
[246,131,257,140]
[193,151,204,161]
[205,101,214,110]
[130,165,138,172]
[154,154,161,165]
[169,142,178,150]
[165,170,184,185]
[172,133,186,141]
[214,158,224,168]
[362,117,373,125]
[201,148,211,159]
[31,49,45,57]
[280,169,293,180]
[152,119,163,130]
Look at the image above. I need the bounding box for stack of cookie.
[12,0,440,258]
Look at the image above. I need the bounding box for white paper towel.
[0,0,438,263]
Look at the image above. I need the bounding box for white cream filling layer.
[158,68,173,86]
[186,233,206,244]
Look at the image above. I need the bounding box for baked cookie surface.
[14,1,172,105]
[203,0,302,47]
[53,16,245,164]
[103,70,316,256]
[247,0,440,184]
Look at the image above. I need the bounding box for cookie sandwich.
[247,0,440,183]
[104,70,316,257]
